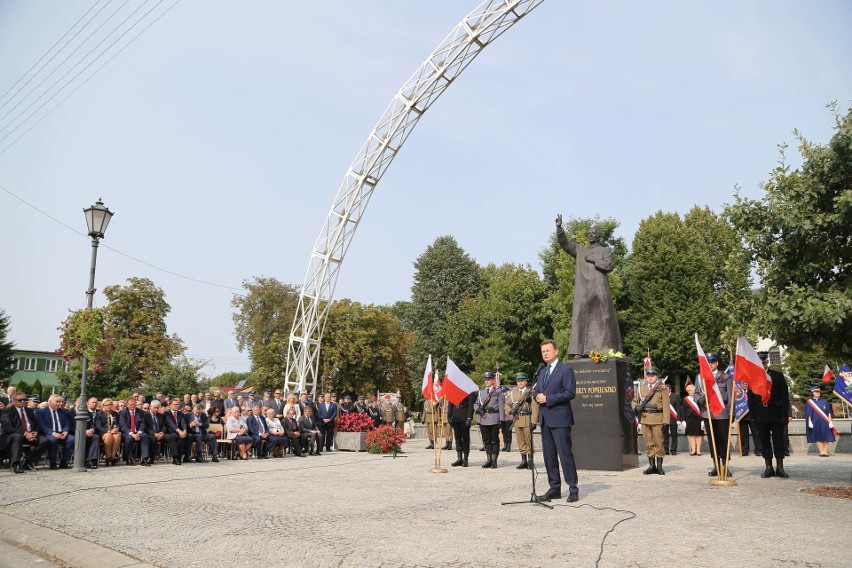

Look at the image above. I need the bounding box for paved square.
[1,446,849,568]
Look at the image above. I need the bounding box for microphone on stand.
[531,363,546,390]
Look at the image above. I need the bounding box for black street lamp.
[74,198,114,472]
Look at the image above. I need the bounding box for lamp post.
[74,198,114,472]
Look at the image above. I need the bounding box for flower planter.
[335,431,368,452]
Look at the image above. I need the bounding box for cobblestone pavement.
[0,445,849,568]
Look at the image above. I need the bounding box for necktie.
[152,413,158,432]
[130,411,136,432]
[52,410,60,433]
[542,365,551,388]
[195,416,201,433]
[20,408,27,433]
[173,411,178,425]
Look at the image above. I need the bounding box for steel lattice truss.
[284,0,546,395]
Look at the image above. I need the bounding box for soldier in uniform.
[753,351,791,478]
[447,390,476,467]
[380,395,395,425]
[633,367,670,474]
[367,397,381,428]
[353,395,368,414]
[423,397,439,450]
[474,372,506,469]
[693,354,733,477]
[505,372,535,469]
[340,395,354,414]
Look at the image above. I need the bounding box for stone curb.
[0,512,157,568]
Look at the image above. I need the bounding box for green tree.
[445,263,550,378]
[539,216,627,353]
[620,207,753,381]
[0,309,15,383]
[725,104,852,359]
[140,356,209,399]
[57,348,134,400]
[784,346,840,408]
[103,277,185,390]
[231,277,300,391]
[407,236,483,397]
[210,371,251,388]
[319,299,414,401]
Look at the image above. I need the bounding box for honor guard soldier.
[753,351,791,478]
[353,396,368,414]
[633,367,670,474]
[447,390,476,467]
[340,395,355,414]
[505,372,535,469]
[693,354,733,477]
[423,396,452,450]
[474,372,506,469]
[499,377,513,452]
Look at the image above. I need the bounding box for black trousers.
[318,422,334,450]
[758,421,786,460]
[704,418,730,465]
[451,422,471,455]
[738,419,760,454]
[480,424,501,454]
[664,422,678,452]
[4,433,47,465]
[500,420,513,448]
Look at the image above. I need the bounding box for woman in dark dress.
[682,384,704,456]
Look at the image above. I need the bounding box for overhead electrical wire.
[0,182,243,293]
[0,0,182,154]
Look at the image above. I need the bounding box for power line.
[0,0,154,141]
[0,0,112,109]
[0,182,244,293]
[0,0,182,154]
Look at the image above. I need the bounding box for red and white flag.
[821,365,834,384]
[421,355,435,401]
[695,334,725,417]
[735,337,771,404]
[443,357,479,406]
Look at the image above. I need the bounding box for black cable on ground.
[553,502,637,568]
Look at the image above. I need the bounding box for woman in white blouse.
[283,393,301,420]
[226,406,253,459]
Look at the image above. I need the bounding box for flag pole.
[722,374,737,483]
[701,383,722,484]
[434,395,447,473]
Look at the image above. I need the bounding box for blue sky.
[1,1,850,376]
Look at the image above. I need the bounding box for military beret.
[483,372,495,379]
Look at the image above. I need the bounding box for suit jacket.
[246,414,269,437]
[753,368,790,423]
[532,360,576,428]
[447,392,476,423]
[36,406,70,436]
[145,411,166,437]
[95,410,119,435]
[118,407,147,435]
[1,405,39,447]
[223,397,238,409]
[164,409,187,433]
[317,401,337,423]
[186,412,209,435]
[297,414,317,434]
[283,416,301,436]
[268,398,285,416]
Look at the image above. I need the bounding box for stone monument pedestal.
[567,358,638,471]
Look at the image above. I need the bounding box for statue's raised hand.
[555,214,563,229]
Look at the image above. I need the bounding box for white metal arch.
[284,0,546,395]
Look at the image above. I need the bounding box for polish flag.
[821,365,834,384]
[421,355,434,401]
[735,337,771,404]
[695,334,724,417]
[443,358,479,406]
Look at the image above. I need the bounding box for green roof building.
[6,349,65,390]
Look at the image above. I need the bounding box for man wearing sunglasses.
[1,392,49,473]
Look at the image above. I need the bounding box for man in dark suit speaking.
[533,339,580,503]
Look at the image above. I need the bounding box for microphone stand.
[503,364,552,510]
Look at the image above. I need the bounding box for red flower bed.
[365,425,406,454]
[335,412,374,432]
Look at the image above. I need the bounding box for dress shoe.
[708,468,717,477]
[141,459,151,466]
[24,461,36,471]
[425,443,434,449]
[211,456,219,463]
[567,492,579,503]
[13,463,24,474]
[125,459,135,466]
[59,463,71,469]
[537,489,561,501]
[670,450,677,456]
[49,465,59,470]
[172,458,181,465]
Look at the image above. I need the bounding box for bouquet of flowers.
[365,425,406,454]
[335,412,374,432]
